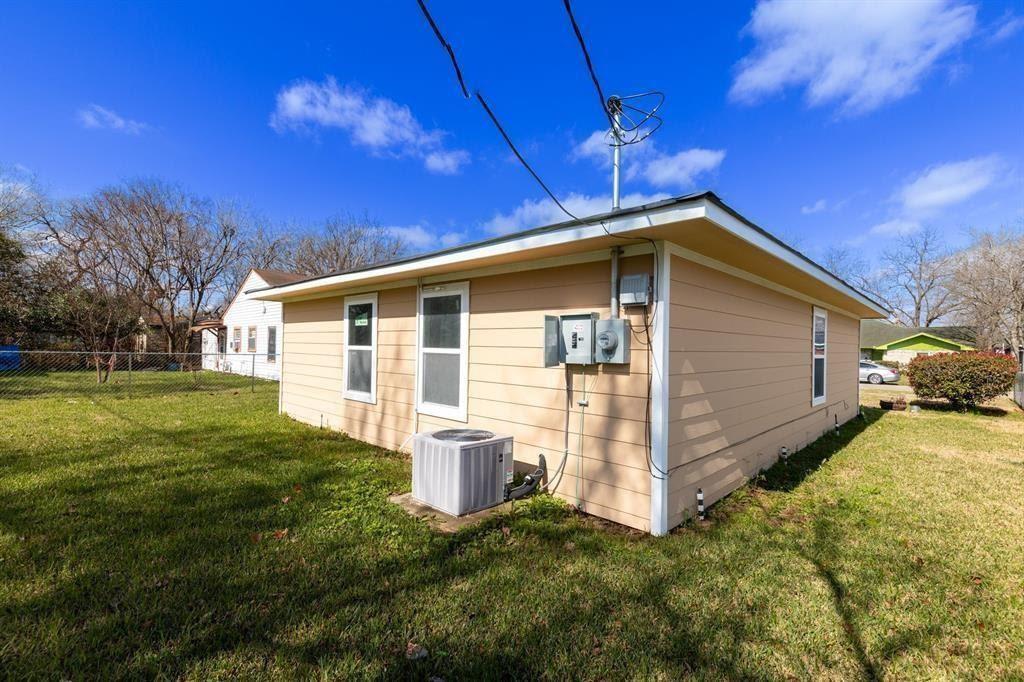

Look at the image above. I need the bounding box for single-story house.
[860,320,975,365]
[251,192,887,535]
[200,268,303,380]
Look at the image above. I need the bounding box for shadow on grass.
[0,389,958,679]
[756,409,883,493]
[908,398,1011,417]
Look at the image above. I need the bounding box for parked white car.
[859,361,900,385]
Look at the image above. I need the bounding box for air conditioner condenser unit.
[412,429,514,516]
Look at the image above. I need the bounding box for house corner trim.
[650,242,671,536]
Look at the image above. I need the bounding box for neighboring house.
[252,192,887,535]
[860,320,975,364]
[134,315,202,355]
[200,268,303,380]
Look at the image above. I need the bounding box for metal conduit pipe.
[610,246,621,319]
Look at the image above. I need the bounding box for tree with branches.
[881,228,958,327]
[949,226,1024,359]
[48,180,246,357]
[290,213,405,276]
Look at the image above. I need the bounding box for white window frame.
[343,293,378,404]
[416,281,469,422]
[812,306,827,406]
[247,325,257,353]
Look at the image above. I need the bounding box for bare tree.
[291,213,404,276]
[821,245,890,311]
[949,226,1024,357]
[0,167,36,235]
[880,228,957,327]
[46,180,245,357]
[221,221,296,302]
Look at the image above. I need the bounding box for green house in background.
[860,320,975,364]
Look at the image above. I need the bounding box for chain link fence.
[1014,372,1023,410]
[0,350,274,401]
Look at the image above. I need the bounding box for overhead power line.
[416,0,580,223]
[416,0,470,99]
[474,93,580,221]
[562,0,615,130]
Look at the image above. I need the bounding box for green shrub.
[906,352,1018,409]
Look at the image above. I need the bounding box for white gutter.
[251,202,705,301]
[250,195,886,317]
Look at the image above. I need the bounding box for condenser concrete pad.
[388,493,514,534]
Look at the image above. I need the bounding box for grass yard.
[1,373,1022,679]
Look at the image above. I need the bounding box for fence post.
[251,353,256,393]
[128,352,132,397]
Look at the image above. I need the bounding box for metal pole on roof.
[610,96,623,211]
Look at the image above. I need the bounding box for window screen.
[267,326,277,362]
[343,295,377,402]
[233,328,241,353]
[812,308,827,404]
[247,326,257,353]
[417,284,468,421]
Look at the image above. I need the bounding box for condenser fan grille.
[432,429,495,442]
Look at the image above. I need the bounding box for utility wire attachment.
[416,0,470,98]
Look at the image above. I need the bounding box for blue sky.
[2,0,1022,259]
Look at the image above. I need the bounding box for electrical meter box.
[543,314,630,366]
[594,318,630,364]
[561,313,598,365]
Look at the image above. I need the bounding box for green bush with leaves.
[906,352,1019,409]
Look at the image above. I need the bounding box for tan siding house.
[255,192,887,535]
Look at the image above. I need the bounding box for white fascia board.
[250,203,705,301]
[702,200,888,317]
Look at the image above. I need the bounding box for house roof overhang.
[250,192,889,319]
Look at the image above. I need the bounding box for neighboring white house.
[200,268,303,380]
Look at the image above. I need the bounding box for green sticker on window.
[354,314,368,327]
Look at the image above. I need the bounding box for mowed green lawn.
[1,373,1022,679]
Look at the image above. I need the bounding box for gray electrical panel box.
[620,273,650,307]
[561,313,598,365]
[544,313,630,366]
[594,318,631,364]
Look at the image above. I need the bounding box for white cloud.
[898,155,1001,213]
[859,154,1002,240]
[387,224,468,252]
[271,77,469,175]
[990,12,1024,43]
[730,0,976,116]
[424,150,470,175]
[77,104,149,135]
[801,198,827,214]
[572,130,725,191]
[571,130,612,166]
[439,231,467,248]
[483,191,670,236]
[869,218,921,236]
[637,148,726,190]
